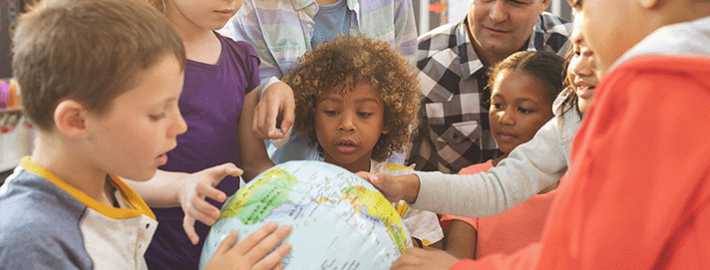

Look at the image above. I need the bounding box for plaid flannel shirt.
[407,12,571,173]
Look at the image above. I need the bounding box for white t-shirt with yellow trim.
[370,160,444,246]
[0,157,157,269]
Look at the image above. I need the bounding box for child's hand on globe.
[356,172,421,204]
[178,163,244,244]
[204,223,292,270]
[389,247,460,270]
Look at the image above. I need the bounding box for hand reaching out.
[179,163,243,244]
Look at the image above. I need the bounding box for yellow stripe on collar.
[20,157,155,220]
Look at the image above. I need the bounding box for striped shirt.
[229,0,418,86]
[408,13,571,173]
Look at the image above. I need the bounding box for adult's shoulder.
[417,21,461,55]
[531,12,571,54]
[536,12,572,36]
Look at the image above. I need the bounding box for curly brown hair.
[283,35,421,162]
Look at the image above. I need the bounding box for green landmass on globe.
[217,167,299,225]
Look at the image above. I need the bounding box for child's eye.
[324,110,338,116]
[518,107,532,114]
[357,112,373,118]
[149,113,166,121]
[491,103,503,110]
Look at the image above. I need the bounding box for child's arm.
[361,117,570,217]
[204,222,292,270]
[125,163,242,244]
[230,0,282,88]
[444,220,477,259]
[393,0,417,64]
[239,88,276,181]
[231,2,296,141]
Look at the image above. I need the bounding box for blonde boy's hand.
[390,247,460,270]
[252,81,295,140]
[204,222,292,270]
[356,172,420,204]
[179,163,243,244]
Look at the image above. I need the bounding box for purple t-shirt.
[145,33,260,270]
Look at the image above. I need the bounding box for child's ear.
[382,125,391,135]
[54,100,89,139]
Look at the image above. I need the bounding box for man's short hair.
[12,0,186,131]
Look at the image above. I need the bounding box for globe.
[199,160,412,269]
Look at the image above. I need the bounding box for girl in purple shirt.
[126,0,293,269]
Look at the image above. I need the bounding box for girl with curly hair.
[227,0,416,166]
[283,35,444,247]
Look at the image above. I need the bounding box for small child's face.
[568,15,599,114]
[315,79,389,171]
[489,70,555,154]
[86,56,187,181]
[169,0,242,31]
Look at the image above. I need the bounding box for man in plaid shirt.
[407,0,571,173]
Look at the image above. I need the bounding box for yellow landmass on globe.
[341,186,408,253]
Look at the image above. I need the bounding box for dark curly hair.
[283,35,421,162]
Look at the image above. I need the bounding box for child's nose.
[498,110,515,126]
[338,113,356,132]
[171,108,188,136]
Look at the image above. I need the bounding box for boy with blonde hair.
[0,0,290,269]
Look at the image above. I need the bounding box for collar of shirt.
[456,17,486,80]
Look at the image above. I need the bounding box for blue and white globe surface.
[199,160,412,269]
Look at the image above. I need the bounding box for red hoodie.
[451,55,710,269]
